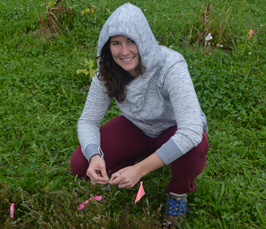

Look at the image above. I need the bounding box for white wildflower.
[144,9,146,11]
[219,44,223,48]
[205,33,212,46]
[248,52,251,55]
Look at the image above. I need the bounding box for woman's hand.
[86,155,109,185]
[109,152,166,189]
[109,166,142,189]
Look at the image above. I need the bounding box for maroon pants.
[70,116,208,194]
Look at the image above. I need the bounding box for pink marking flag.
[10,203,15,218]
[78,196,102,210]
[134,181,145,204]
[248,30,253,39]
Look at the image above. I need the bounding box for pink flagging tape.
[78,196,102,210]
[248,30,253,39]
[10,203,15,218]
[134,181,145,204]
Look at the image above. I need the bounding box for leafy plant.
[76,58,97,83]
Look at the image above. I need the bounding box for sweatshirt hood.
[97,3,164,71]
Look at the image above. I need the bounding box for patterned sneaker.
[162,192,188,228]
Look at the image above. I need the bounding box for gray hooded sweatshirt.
[77,3,208,165]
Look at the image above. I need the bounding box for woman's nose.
[121,45,130,56]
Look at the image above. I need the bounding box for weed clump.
[4,179,162,228]
[33,0,74,40]
[0,182,21,226]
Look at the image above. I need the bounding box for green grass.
[0,0,266,228]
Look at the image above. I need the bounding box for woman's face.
[110,35,140,78]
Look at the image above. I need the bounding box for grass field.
[0,0,266,228]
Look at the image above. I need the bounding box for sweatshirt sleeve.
[77,73,112,162]
[156,60,203,165]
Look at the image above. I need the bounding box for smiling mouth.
[121,57,134,62]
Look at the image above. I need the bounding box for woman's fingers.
[109,176,122,185]
[91,171,109,184]
[86,155,109,184]
[117,179,136,189]
[118,181,132,189]
[109,166,141,189]
[109,172,121,182]
[89,174,108,185]
[109,173,133,188]
[99,166,109,180]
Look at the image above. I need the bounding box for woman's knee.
[70,145,89,179]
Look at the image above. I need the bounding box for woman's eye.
[112,42,120,46]
[129,40,135,44]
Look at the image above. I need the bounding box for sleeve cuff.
[156,138,184,165]
[84,144,104,163]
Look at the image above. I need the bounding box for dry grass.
[33,0,73,40]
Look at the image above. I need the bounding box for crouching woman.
[70,3,209,228]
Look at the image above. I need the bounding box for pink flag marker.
[248,30,253,39]
[78,196,102,210]
[10,203,15,218]
[134,181,145,204]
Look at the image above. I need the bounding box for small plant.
[33,0,73,38]
[76,58,97,91]
[33,0,97,39]
[76,59,96,80]
[190,4,213,47]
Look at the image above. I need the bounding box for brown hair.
[97,39,141,103]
